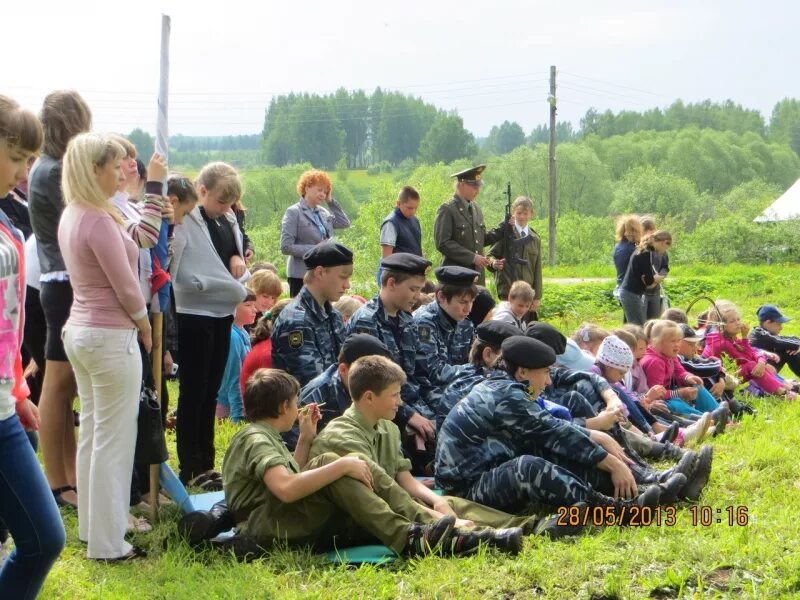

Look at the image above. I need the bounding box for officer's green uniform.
[222,421,433,553]
[433,165,504,286]
[309,406,538,530]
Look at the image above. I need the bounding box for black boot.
[656,473,688,505]
[679,445,714,501]
[710,401,729,435]
[728,398,756,418]
[465,527,525,554]
[590,485,661,526]
[657,422,680,444]
[533,502,588,539]
[659,442,687,462]
[406,515,455,556]
[178,501,236,546]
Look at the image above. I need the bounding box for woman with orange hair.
[280,169,351,296]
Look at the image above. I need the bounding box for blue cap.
[756,304,791,324]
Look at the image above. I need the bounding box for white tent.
[755,178,800,222]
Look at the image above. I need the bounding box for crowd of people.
[0,90,797,597]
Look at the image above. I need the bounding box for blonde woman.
[59,133,150,561]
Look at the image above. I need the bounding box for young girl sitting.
[703,300,797,400]
[641,320,728,433]
[572,323,609,356]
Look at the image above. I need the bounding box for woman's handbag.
[134,342,169,466]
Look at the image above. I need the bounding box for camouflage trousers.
[463,452,616,514]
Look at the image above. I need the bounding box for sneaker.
[406,515,456,556]
[710,402,729,435]
[681,413,711,445]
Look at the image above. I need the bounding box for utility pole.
[548,65,557,267]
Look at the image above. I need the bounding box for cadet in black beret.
[475,320,520,347]
[434,266,479,287]
[468,288,496,326]
[380,252,432,276]
[303,241,354,269]
[340,333,392,364]
[525,322,568,355]
[501,336,557,369]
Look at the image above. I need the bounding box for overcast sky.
[6,0,799,138]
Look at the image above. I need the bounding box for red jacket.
[639,346,692,389]
[240,338,272,397]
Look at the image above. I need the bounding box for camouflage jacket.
[434,373,608,494]
[271,286,345,386]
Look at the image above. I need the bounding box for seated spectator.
[240,299,291,399]
[749,304,800,379]
[492,281,534,332]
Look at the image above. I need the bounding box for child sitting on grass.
[240,299,291,399]
[572,323,610,356]
[703,300,797,400]
[492,281,535,332]
[749,304,800,379]
[641,320,728,433]
[221,368,506,557]
[216,292,258,423]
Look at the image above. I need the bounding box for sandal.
[52,485,78,509]
[127,514,153,533]
[94,545,148,563]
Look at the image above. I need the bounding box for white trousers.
[63,324,141,559]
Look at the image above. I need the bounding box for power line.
[559,71,666,98]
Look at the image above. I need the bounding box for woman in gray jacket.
[280,169,351,296]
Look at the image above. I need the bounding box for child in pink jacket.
[702,300,796,399]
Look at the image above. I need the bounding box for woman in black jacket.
[619,231,672,325]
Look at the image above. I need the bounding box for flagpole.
[150,13,171,522]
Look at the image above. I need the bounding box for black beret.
[467,288,496,326]
[303,241,354,269]
[525,322,567,355]
[434,266,479,286]
[380,252,432,276]
[501,336,557,369]
[450,164,486,186]
[340,333,392,365]
[475,320,520,347]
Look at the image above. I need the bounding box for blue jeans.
[0,413,66,599]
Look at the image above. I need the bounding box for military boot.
[532,502,589,539]
[590,485,661,525]
[655,473,688,505]
[178,501,236,546]
[464,527,525,555]
[679,445,714,501]
[405,515,455,556]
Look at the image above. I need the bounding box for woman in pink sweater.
[59,133,152,562]
[702,300,795,399]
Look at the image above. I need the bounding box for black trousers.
[288,277,304,297]
[773,351,800,379]
[176,313,233,483]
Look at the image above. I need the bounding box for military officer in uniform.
[433,164,505,286]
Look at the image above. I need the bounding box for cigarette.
[299,402,326,414]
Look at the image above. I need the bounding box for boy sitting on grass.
[492,281,535,332]
[220,368,506,557]
[749,304,800,379]
[310,355,561,545]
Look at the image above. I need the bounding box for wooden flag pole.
[149,13,171,523]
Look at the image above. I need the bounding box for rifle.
[501,182,533,283]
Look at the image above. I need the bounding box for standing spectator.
[619,231,672,326]
[170,162,248,489]
[433,165,505,286]
[639,216,668,319]
[488,195,542,316]
[59,133,151,560]
[280,169,351,297]
[0,93,65,597]
[381,185,423,258]
[612,215,642,298]
[28,90,91,509]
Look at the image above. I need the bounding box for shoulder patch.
[418,325,432,343]
[288,330,304,349]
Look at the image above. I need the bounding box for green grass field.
[38,264,800,599]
